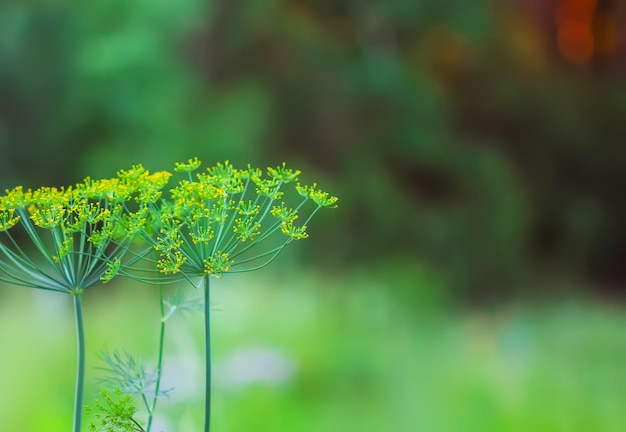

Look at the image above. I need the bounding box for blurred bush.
[1,0,625,297]
[3,274,626,431]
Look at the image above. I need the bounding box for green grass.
[1,268,625,431]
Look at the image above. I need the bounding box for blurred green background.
[1,0,626,431]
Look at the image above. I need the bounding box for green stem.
[73,293,86,432]
[203,275,211,432]
[147,283,166,432]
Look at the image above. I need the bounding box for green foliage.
[3,0,626,294]
[86,388,144,432]
[3,273,626,431]
[97,351,169,402]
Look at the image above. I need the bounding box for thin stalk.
[146,281,166,432]
[73,293,86,432]
[203,275,211,432]
[211,197,229,255]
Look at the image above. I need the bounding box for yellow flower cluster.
[151,159,337,275]
[203,251,233,276]
[296,183,339,208]
[0,164,172,290]
[0,208,20,232]
[0,159,338,284]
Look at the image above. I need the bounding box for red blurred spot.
[556,0,598,65]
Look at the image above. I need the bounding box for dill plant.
[0,158,337,432]
[108,159,337,431]
[0,166,171,432]
[86,387,144,432]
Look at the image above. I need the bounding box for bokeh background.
[1,0,626,431]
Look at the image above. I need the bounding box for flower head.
[174,157,202,173]
[296,183,339,208]
[267,162,301,184]
[0,164,173,292]
[146,159,337,280]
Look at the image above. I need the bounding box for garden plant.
[0,158,337,432]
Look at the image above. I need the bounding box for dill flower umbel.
[0,165,171,292]
[137,158,338,432]
[142,159,338,279]
[0,165,172,432]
